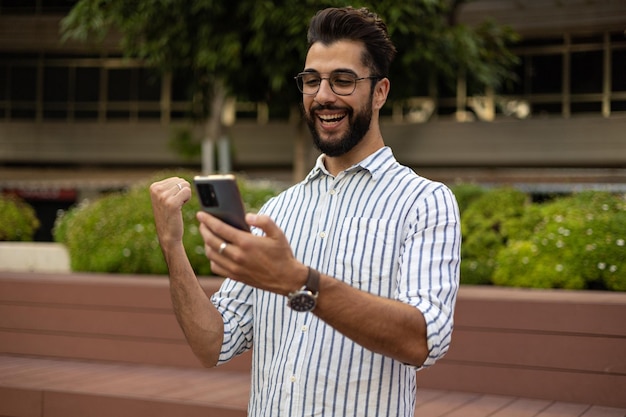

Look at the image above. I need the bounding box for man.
[150,7,460,416]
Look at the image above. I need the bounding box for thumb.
[246,213,282,238]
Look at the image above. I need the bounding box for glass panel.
[137,68,160,101]
[517,36,563,48]
[571,102,601,113]
[0,52,37,60]
[0,65,6,100]
[138,111,160,119]
[75,110,98,120]
[171,71,193,101]
[76,67,100,102]
[0,0,36,13]
[44,67,69,101]
[532,102,561,116]
[10,66,37,100]
[612,49,626,92]
[107,69,132,101]
[572,34,603,44]
[610,32,626,43]
[40,0,76,14]
[10,109,36,119]
[611,100,626,112]
[529,54,562,94]
[170,110,188,120]
[43,109,67,119]
[571,51,602,94]
[106,110,130,119]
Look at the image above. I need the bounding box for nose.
[314,78,336,104]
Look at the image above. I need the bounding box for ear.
[372,78,390,111]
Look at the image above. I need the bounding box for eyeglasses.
[294,71,380,96]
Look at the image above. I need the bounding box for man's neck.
[323,133,385,177]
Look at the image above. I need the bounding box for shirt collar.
[303,147,396,184]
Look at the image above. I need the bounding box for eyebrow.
[302,68,358,76]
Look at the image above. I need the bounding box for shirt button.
[330,189,337,195]
[319,231,327,238]
[302,325,308,332]
[290,375,296,382]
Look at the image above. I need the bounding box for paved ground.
[1,355,625,417]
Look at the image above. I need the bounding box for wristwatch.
[287,267,320,312]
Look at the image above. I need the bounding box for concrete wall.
[1,116,624,168]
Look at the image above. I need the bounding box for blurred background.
[0,0,625,241]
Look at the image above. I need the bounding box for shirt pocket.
[334,217,395,297]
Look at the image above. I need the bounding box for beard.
[304,96,373,157]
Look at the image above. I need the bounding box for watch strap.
[305,267,320,294]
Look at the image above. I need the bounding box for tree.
[61,0,268,173]
[61,0,518,174]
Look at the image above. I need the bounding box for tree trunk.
[201,80,228,174]
[291,105,309,182]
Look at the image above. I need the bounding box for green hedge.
[54,171,279,275]
[0,194,40,241]
[53,178,625,291]
[452,184,626,291]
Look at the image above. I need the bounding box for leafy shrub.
[459,187,531,285]
[493,191,626,291]
[450,183,487,214]
[54,176,626,292]
[54,171,280,274]
[0,194,40,241]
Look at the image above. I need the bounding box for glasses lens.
[329,72,357,95]
[297,73,321,95]
[295,72,360,95]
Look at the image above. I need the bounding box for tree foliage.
[62,0,518,110]
[61,1,518,171]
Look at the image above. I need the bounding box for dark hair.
[307,7,397,78]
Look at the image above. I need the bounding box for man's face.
[301,40,376,157]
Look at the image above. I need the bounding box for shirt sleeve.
[397,183,461,369]
[210,278,255,365]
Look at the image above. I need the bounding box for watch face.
[288,292,317,312]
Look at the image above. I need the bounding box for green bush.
[54,172,280,275]
[493,191,626,291]
[0,194,40,241]
[450,183,487,214]
[54,177,625,292]
[459,187,531,285]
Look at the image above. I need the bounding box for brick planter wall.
[1,272,625,409]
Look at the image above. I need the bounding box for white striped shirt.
[211,146,461,417]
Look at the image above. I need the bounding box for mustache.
[310,103,350,113]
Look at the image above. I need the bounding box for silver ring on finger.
[176,183,183,191]
[218,241,228,255]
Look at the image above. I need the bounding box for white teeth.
[319,113,344,121]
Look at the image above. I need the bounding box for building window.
[0,0,77,15]
[10,64,37,119]
[529,54,563,95]
[500,30,626,118]
[75,67,100,120]
[43,66,69,120]
[0,54,166,122]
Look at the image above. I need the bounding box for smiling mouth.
[318,112,347,126]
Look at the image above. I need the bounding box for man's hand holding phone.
[194,175,249,232]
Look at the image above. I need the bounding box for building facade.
[0,0,624,170]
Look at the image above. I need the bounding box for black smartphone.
[193,174,250,232]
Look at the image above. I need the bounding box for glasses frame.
[294,71,380,96]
